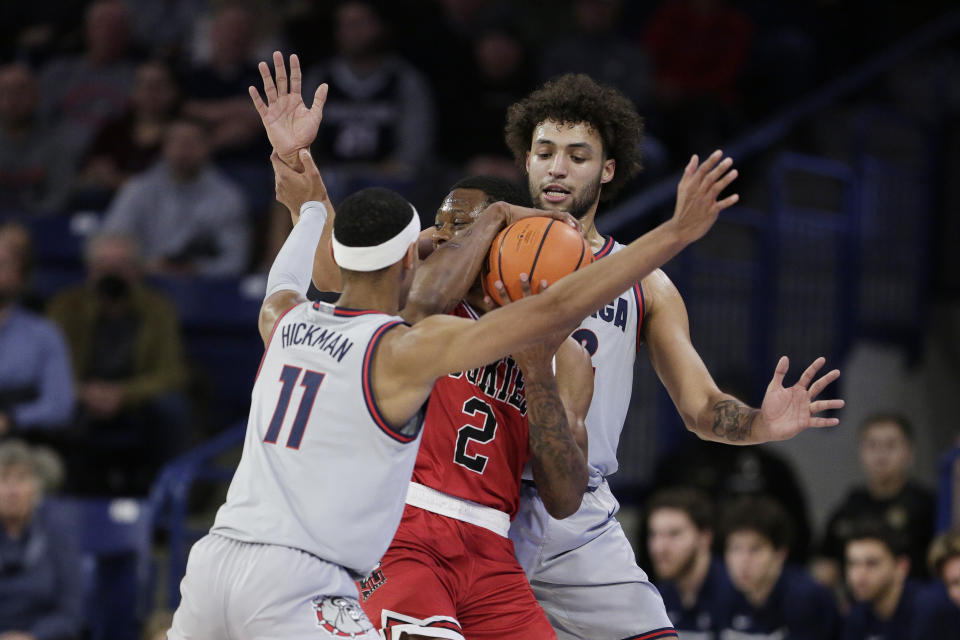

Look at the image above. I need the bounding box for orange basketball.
[483,217,593,306]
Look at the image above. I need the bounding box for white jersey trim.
[405,482,510,537]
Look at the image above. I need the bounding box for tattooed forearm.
[711,399,759,442]
[524,374,589,519]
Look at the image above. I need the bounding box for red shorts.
[359,505,555,640]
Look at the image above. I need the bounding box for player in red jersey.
[251,52,737,640]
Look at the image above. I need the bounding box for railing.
[149,423,246,608]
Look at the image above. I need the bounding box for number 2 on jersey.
[453,397,498,474]
[264,365,325,449]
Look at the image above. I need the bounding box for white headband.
[331,206,420,272]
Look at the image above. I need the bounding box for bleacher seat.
[43,496,154,640]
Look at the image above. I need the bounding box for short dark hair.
[721,496,793,551]
[859,412,914,443]
[504,73,643,201]
[846,518,910,558]
[334,187,415,248]
[928,530,960,577]
[648,487,715,532]
[448,175,531,208]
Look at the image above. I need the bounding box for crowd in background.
[0,1,958,638]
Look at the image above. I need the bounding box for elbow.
[543,489,585,520]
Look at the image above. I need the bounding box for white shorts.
[509,477,676,640]
[169,533,379,640]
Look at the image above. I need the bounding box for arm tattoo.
[712,399,758,442]
[524,375,587,513]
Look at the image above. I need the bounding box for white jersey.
[572,237,644,477]
[212,301,423,576]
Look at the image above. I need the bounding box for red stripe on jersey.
[362,321,416,443]
[594,235,615,259]
[254,303,300,382]
[632,281,645,351]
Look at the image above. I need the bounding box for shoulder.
[10,308,66,343]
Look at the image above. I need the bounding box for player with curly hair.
[503,74,845,640]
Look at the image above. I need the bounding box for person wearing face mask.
[0,225,74,439]
[47,232,187,495]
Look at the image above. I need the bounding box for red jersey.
[411,302,529,518]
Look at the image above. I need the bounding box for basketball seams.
[527,218,555,286]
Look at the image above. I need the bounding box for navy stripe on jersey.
[632,282,645,352]
[621,628,678,640]
[255,303,300,382]
[333,306,384,317]
[594,235,615,258]
[362,320,417,443]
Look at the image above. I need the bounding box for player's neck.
[868,473,907,500]
[745,566,782,608]
[337,281,401,316]
[579,205,606,252]
[676,551,712,607]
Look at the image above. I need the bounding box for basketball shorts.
[509,478,677,640]
[360,504,556,640]
[169,533,379,639]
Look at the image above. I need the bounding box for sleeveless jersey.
[212,301,423,576]
[411,301,530,518]
[571,237,644,477]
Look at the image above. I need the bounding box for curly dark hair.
[504,74,644,201]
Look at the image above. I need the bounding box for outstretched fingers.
[272,50,288,96]
[289,53,302,96]
[808,368,840,399]
[248,85,268,118]
[809,416,841,428]
[797,356,826,389]
[258,61,278,104]
[769,355,789,389]
[310,83,329,120]
[810,399,845,414]
[693,149,724,186]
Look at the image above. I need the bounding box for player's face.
[0,463,39,525]
[725,530,785,596]
[648,508,705,581]
[942,555,960,608]
[859,422,912,486]
[845,539,902,604]
[433,188,490,250]
[525,120,614,221]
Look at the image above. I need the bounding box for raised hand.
[670,149,739,245]
[759,356,844,441]
[249,51,327,168]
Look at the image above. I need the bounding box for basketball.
[483,216,593,306]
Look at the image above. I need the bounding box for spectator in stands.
[48,232,188,495]
[641,0,754,152]
[0,227,74,437]
[816,413,935,588]
[540,0,653,111]
[843,519,954,638]
[38,0,137,158]
[722,495,839,638]
[305,0,435,197]
[101,117,250,276]
[647,486,736,637]
[928,530,960,608]
[0,63,75,214]
[72,60,182,211]
[126,0,205,60]
[180,4,265,162]
[0,439,83,639]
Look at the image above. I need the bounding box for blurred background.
[0,0,958,638]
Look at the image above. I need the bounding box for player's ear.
[601,158,615,185]
[525,150,531,173]
[402,242,417,270]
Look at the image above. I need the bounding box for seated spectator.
[304,0,434,198]
[0,439,83,639]
[843,520,954,638]
[38,0,137,158]
[48,232,188,495]
[816,413,935,587]
[929,530,960,608]
[722,496,839,638]
[0,63,75,214]
[647,486,736,637]
[0,228,74,437]
[101,117,250,277]
[180,4,265,162]
[72,60,182,211]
